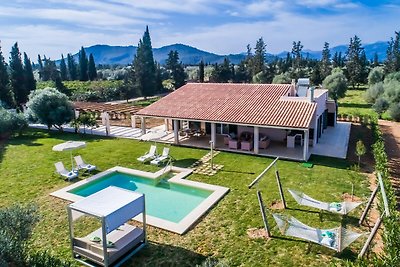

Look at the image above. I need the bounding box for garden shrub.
[370,118,400,266]
[0,108,27,137]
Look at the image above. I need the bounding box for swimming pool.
[51,166,229,234]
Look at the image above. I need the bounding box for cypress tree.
[67,53,78,80]
[199,60,205,82]
[88,53,97,81]
[166,50,186,89]
[37,54,43,80]
[78,47,88,81]
[291,41,303,77]
[252,37,267,76]
[133,26,156,98]
[346,35,365,88]
[155,62,164,93]
[42,57,58,82]
[320,42,331,79]
[23,52,36,96]
[373,53,379,67]
[59,54,68,81]
[0,45,13,107]
[9,43,26,109]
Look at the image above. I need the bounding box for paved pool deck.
[311,122,351,159]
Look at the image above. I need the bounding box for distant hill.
[70,44,246,65]
[66,41,389,66]
[277,41,388,61]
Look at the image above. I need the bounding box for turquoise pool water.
[69,172,212,223]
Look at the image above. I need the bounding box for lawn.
[338,87,376,118]
[0,129,372,266]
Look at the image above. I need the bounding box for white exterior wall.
[309,91,328,128]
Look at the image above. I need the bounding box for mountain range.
[73,41,388,66]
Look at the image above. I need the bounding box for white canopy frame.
[67,186,147,267]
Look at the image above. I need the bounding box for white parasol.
[139,130,167,142]
[52,141,86,170]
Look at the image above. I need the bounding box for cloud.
[0,24,141,60]
[0,0,398,60]
[155,6,399,55]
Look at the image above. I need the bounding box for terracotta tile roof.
[136,83,317,129]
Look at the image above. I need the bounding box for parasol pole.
[70,150,74,171]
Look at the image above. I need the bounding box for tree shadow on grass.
[220,169,256,175]
[173,158,198,168]
[308,155,351,170]
[339,103,372,109]
[126,241,207,267]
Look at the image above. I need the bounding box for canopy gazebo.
[67,186,147,267]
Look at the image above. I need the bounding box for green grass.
[133,97,162,107]
[338,87,376,118]
[0,129,372,266]
[37,80,124,93]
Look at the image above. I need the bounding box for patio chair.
[74,155,97,172]
[137,145,157,163]
[55,162,78,181]
[150,147,170,165]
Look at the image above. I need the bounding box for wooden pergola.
[73,102,142,120]
[73,102,144,135]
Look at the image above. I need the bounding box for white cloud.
[155,7,399,55]
[0,25,141,59]
[243,1,285,16]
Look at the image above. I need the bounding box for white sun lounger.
[137,145,157,163]
[55,162,78,181]
[74,155,97,172]
[150,147,170,165]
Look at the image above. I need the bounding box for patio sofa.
[240,132,253,151]
[259,135,270,149]
[228,139,240,149]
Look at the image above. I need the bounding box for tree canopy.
[322,68,348,101]
[26,87,74,129]
[131,26,157,98]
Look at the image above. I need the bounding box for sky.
[0,0,399,60]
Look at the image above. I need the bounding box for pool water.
[69,172,212,223]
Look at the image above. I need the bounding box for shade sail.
[69,186,144,234]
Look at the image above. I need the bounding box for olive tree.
[373,97,389,118]
[367,66,384,85]
[26,87,74,130]
[322,68,348,101]
[0,107,27,138]
[388,102,400,121]
[272,72,291,84]
[365,82,384,103]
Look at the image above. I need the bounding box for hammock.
[272,213,363,252]
[288,189,363,215]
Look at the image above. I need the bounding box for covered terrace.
[136,83,319,161]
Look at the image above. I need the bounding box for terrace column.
[105,112,111,136]
[211,123,216,148]
[131,115,137,128]
[173,120,179,144]
[303,129,309,161]
[74,109,80,119]
[141,117,146,135]
[254,126,259,154]
[313,117,318,146]
[164,119,169,131]
[101,111,107,126]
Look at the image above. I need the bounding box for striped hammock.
[288,189,363,215]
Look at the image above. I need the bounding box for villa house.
[135,80,339,161]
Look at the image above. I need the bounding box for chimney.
[309,86,315,102]
[290,79,296,96]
